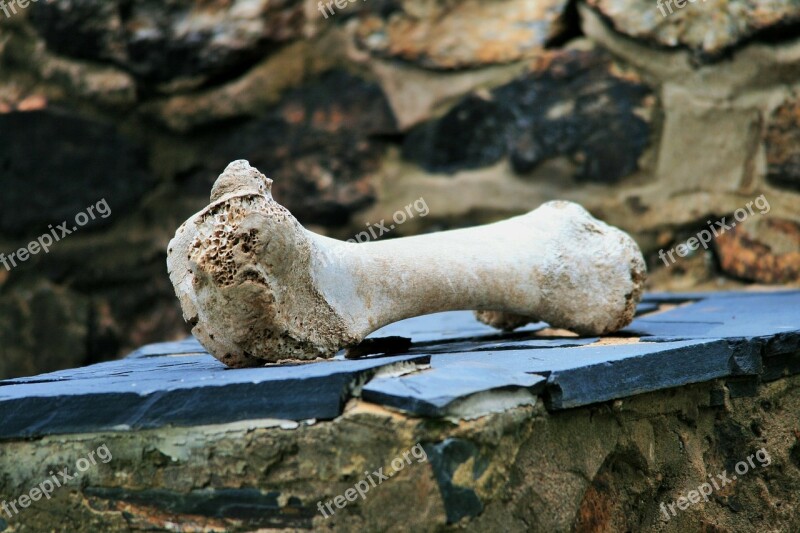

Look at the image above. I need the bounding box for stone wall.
[1,374,799,531]
[1,0,799,378]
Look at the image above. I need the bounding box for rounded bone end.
[210,159,273,202]
[167,161,358,366]
[475,201,647,336]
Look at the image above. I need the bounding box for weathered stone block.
[402,47,654,183]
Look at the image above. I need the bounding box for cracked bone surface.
[168,160,647,367]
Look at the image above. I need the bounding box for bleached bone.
[168,160,646,367]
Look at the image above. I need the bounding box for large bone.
[168,160,646,367]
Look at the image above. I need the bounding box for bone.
[168,160,647,367]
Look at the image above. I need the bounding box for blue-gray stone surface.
[1,290,798,439]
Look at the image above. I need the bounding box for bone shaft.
[327,216,547,335]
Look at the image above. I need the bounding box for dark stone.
[549,339,754,408]
[84,487,313,528]
[0,111,155,238]
[29,0,305,86]
[186,70,396,227]
[0,283,90,380]
[762,350,800,382]
[345,336,412,359]
[765,97,800,191]
[410,336,597,355]
[401,95,511,173]
[726,377,761,398]
[424,439,485,524]
[637,292,707,304]
[730,342,763,375]
[790,442,800,470]
[537,339,748,409]
[764,331,800,357]
[402,49,653,184]
[29,0,121,65]
[362,291,800,412]
[713,419,751,474]
[573,447,654,532]
[83,272,186,362]
[0,353,428,439]
[710,386,727,407]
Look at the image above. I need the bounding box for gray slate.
[0,290,798,439]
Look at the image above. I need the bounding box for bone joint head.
[168,160,647,367]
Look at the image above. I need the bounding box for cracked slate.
[0,291,798,439]
[0,354,430,439]
[361,362,546,417]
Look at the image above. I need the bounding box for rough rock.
[0,282,90,380]
[29,0,305,88]
[9,47,138,108]
[361,59,528,131]
[402,46,655,182]
[715,217,800,284]
[143,35,342,132]
[351,0,571,69]
[0,109,155,237]
[181,69,396,226]
[1,378,797,531]
[584,0,800,60]
[1,290,799,531]
[652,87,762,193]
[765,94,800,191]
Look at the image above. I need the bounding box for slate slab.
[365,338,758,412]
[362,362,547,417]
[126,337,207,359]
[623,291,800,355]
[0,290,798,439]
[0,354,428,439]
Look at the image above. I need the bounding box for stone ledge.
[0,290,798,531]
[1,291,798,439]
[0,374,798,530]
